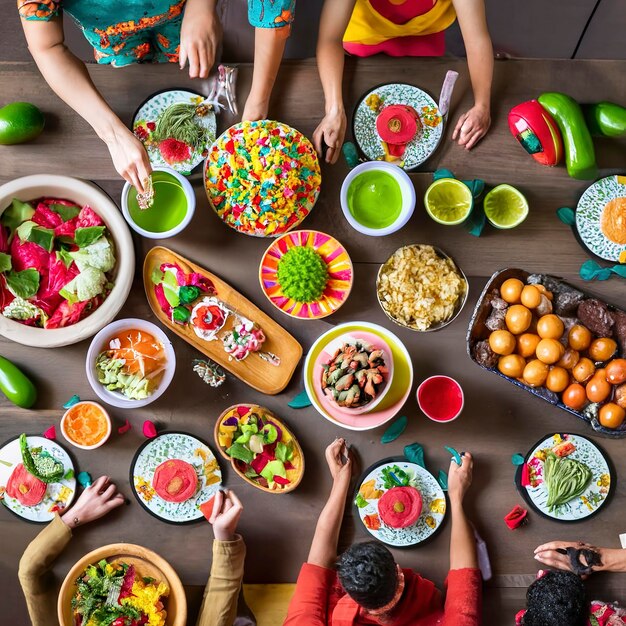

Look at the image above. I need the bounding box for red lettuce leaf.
[273,475,290,486]
[45,298,93,329]
[32,203,63,228]
[11,237,50,276]
[154,283,172,315]
[0,226,9,254]
[54,218,78,239]
[76,206,104,229]
[119,564,136,600]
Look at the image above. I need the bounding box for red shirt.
[283,564,482,626]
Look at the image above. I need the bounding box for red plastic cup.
[417,375,464,423]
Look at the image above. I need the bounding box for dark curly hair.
[336,541,398,610]
[523,570,587,626]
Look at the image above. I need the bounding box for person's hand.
[106,127,152,192]
[313,107,346,164]
[241,96,269,122]
[179,0,221,79]
[209,490,243,542]
[534,541,605,575]
[447,452,473,503]
[60,476,125,529]
[325,438,352,487]
[452,104,491,150]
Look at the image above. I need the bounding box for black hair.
[523,570,587,626]
[336,541,398,610]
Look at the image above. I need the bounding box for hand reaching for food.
[313,108,347,164]
[325,438,352,487]
[452,104,491,150]
[179,0,221,79]
[447,452,473,503]
[61,475,125,529]
[209,489,244,542]
[105,127,152,193]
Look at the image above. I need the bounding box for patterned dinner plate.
[259,230,353,319]
[353,83,443,171]
[576,175,626,262]
[130,431,222,524]
[516,433,614,523]
[0,435,76,524]
[133,89,217,174]
[354,458,446,548]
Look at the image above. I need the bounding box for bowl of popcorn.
[376,244,468,332]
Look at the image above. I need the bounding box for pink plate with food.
[304,322,413,431]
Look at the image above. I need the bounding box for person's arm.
[242,0,296,120]
[440,453,481,626]
[450,0,493,150]
[196,490,246,626]
[534,541,626,574]
[312,0,355,164]
[179,0,221,79]
[283,439,352,626]
[20,18,151,191]
[18,476,124,626]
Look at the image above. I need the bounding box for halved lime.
[484,184,529,229]
[424,178,473,225]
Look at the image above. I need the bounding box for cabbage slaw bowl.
[0,175,134,348]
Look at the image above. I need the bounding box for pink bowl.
[317,330,394,415]
[417,375,464,423]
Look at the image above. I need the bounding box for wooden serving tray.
[214,404,305,494]
[466,268,626,439]
[143,247,302,395]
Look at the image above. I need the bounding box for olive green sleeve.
[18,514,72,626]
[195,536,246,626]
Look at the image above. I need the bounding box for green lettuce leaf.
[260,459,287,485]
[226,442,254,464]
[0,252,12,273]
[355,493,368,508]
[6,269,40,299]
[49,203,80,222]
[276,441,293,463]
[69,237,115,272]
[1,199,34,233]
[74,226,105,248]
[60,266,106,303]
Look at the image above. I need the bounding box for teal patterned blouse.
[17,0,296,66]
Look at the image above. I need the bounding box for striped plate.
[259,230,353,319]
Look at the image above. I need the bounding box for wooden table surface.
[1,57,626,625]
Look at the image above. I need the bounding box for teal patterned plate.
[130,432,222,524]
[353,83,443,171]
[353,458,446,547]
[517,433,613,523]
[0,435,76,524]
[133,89,217,174]
[576,175,626,262]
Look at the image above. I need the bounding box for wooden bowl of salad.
[0,174,134,347]
[214,404,305,494]
[58,543,186,626]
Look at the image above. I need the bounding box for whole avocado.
[0,102,45,145]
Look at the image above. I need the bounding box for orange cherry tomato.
[517,333,541,358]
[599,403,626,429]
[535,338,565,365]
[557,348,580,370]
[536,314,564,340]
[523,359,549,387]
[586,372,611,403]
[573,357,596,383]
[606,359,626,385]
[506,305,532,335]
[562,383,587,410]
[589,338,618,362]
[546,367,570,393]
[568,325,592,351]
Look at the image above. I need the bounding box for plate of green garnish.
[259,230,353,320]
[516,433,614,522]
[132,89,217,174]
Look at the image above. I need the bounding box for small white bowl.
[340,161,416,236]
[121,166,195,239]
[60,401,112,450]
[86,318,176,409]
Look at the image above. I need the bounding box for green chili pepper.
[0,355,37,408]
[538,93,598,180]
[583,102,626,138]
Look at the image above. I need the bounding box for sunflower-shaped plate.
[354,457,446,548]
[259,230,353,319]
[353,83,443,171]
[133,89,217,174]
[576,175,626,262]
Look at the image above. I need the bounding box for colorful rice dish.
[0,197,115,329]
[71,559,169,626]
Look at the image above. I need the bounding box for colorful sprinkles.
[205,121,321,237]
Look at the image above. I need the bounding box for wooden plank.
[2,58,626,624]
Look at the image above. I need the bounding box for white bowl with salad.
[0,175,134,347]
[86,318,176,408]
